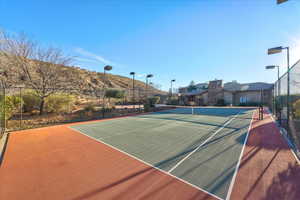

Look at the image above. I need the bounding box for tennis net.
[154,105,253,117]
[155,105,196,115]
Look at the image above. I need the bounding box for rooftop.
[179,80,273,95]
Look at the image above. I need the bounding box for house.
[178,80,273,106]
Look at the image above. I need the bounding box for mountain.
[71,66,164,94]
[1,63,165,95]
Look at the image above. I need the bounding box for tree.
[187,80,197,92]
[105,89,125,103]
[0,32,19,88]
[293,99,300,119]
[147,96,160,107]
[0,30,78,115]
[0,95,23,121]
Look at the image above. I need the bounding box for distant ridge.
[4,63,165,95]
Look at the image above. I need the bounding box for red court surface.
[0,125,216,200]
[230,109,300,200]
[0,109,299,200]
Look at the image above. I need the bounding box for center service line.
[168,111,241,174]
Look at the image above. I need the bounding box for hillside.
[73,66,162,93]
[2,63,165,95]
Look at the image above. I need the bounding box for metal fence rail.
[274,59,300,158]
[0,83,5,138]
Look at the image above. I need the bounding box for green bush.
[167,97,179,105]
[293,99,300,119]
[84,104,96,112]
[45,93,75,113]
[147,96,160,107]
[105,89,125,99]
[0,95,23,120]
[22,90,41,112]
[144,96,160,112]
[238,102,260,107]
[215,99,225,106]
[101,107,112,113]
[144,103,151,112]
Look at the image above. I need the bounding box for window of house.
[240,96,247,103]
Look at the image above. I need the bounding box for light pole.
[170,79,176,97]
[277,0,288,4]
[130,72,135,109]
[102,65,112,118]
[145,74,153,99]
[265,65,280,81]
[265,65,280,117]
[268,46,290,127]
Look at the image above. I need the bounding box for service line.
[168,111,242,173]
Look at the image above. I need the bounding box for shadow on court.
[135,114,249,131]
[70,112,299,200]
[147,116,251,170]
[66,108,255,199]
[263,162,300,200]
[134,115,252,199]
[245,121,289,150]
[71,162,215,200]
[70,166,155,200]
[148,111,296,199]
[229,109,300,200]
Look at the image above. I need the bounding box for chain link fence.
[0,83,5,138]
[274,59,300,158]
[0,86,165,132]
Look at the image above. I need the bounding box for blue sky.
[1,0,300,91]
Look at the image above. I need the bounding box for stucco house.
[178,80,273,106]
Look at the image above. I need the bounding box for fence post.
[287,47,290,130]
[20,87,22,129]
[0,85,4,138]
[138,88,141,112]
[3,87,6,133]
[68,88,71,114]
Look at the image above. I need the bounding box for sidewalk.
[230,109,300,200]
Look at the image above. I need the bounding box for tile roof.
[179,81,274,95]
[224,82,274,91]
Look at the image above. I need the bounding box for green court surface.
[71,107,254,200]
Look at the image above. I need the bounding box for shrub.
[188,101,196,106]
[101,107,112,113]
[147,96,160,107]
[84,104,96,112]
[0,95,23,120]
[167,97,179,105]
[22,90,41,112]
[144,103,151,112]
[105,89,125,99]
[45,93,75,113]
[215,99,225,106]
[238,102,260,107]
[143,96,160,112]
[293,99,300,119]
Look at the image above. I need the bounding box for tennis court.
[70,107,255,200]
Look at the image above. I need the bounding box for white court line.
[225,110,256,200]
[168,111,242,173]
[268,109,300,165]
[69,127,223,200]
